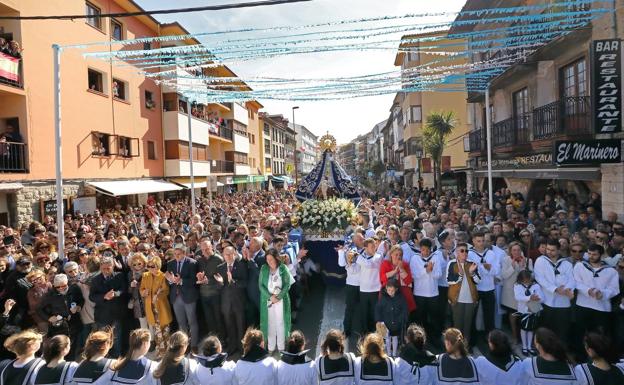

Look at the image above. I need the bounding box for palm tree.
[422,111,457,196]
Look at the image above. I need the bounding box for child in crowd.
[375,278,408,357]
[514,270,543,356]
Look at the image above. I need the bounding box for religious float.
[294,134,361,285]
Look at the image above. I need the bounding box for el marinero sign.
[554,139,622,165]
[592,39,622,134]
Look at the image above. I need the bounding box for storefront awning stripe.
[87,179,184,197]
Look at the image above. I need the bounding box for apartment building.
[291,122,319,176]
[456,0,624,217]
[259,113,296,186]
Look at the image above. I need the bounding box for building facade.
[291,123,319,176]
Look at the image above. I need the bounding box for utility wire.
[0,0,313,20]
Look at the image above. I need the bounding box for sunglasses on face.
[147,265,157,269]
[571,249,583,253]
[132,263,144,267]
[55,284,68,290]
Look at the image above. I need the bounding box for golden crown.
[319,134,337,153]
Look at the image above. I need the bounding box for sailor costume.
[0,357,45,385]
[474,354,524,385]
[533,256,575,339]
[520,356,577,385]
[233,345,277,385]
[277,350,317,385]
[354,356,396,385]
[92,356,156,385]
[34,362,78,385]
[316,353,357,385]
[192,353,235,385]
[574,362,624,385]
[68,357,113,385]
[573,261,619,333]
[435,353,480,385]
[395,343,436,385]
[154,357,196,385]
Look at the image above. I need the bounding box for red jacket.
[379,259,416,312]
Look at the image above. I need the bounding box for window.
[111,19,123,40]
[410,105,422,123]
[233,152,248,164]
[147,141,156,160]
[407,48,419,63]
[264,139,270,152]
[265,157,271,169]
[513,87,529,133]
[118,136,131,157]
[264,123,270,136]
[92,132,110,156]
[112,78,128,101]
[86,2,102,30]
[560,58,587,98]
[143,42,152,51]
[88,69,104,93]
[145,90,155,109]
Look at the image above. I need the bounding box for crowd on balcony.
[0,183,622,384]
[0,37,21,59]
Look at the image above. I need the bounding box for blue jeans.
[96,320,122,357]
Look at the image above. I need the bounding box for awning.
[270,175,293,184]
[0,182,23,191]
[474,167,601,181]
[88,179,184,197]
[173,180,224,189]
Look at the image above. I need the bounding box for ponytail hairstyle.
[443,328,468,357]
[534,328,568,363]
[112,329,151,371]
[82,328,113,362]
[241,328,264,356]
[4,329,43,357]
[320,329,345,356]
[200,335,222,357]
[487,329,512,358]
[405,324,426,350]
[286,330,306,354]
[154,331,188,379]
[359,333,387,362]
[43,335,70,363]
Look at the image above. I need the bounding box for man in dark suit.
[244,237,266,327]
[216,245,248,354]
[166,244,199,352]
[89,256,127,357]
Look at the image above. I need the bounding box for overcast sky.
[138,0,465,143]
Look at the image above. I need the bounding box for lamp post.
[292,106,299,184]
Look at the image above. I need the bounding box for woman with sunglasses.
[26,270,51,332]
[140,256,172,358]
[128,253,148,331]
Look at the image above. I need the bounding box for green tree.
[423,111,457,196]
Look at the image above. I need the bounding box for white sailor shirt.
[410,252,443,297]
[233,354,277,385]
[474,355,524,385]
[356,252,382,293]
[338,247,362,287]
[316,353,357,385]
[431,248,454,288]
[521,357,577,385]
[399,241,414,265]
[276,351,317,385]
[574,362,624,385]
[573,261,619,312]
[93,357,156,385]
[514,283,544,314]
[353,356,397,385]
[533,256,575,308]
[435,353,480,385]
[192,353,235,385]
[468,248,500,292]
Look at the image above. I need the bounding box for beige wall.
[1,0,164,182]
[246,102,261,175]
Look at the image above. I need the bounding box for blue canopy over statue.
[295,134,361,204]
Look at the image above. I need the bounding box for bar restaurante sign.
[554,139,622,165]
[591,39,622,134]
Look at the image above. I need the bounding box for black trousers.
[573,305,610,359]
[542,305,571,345]
[478,290,496,335]
[437,286,450,328]
[344,284,360,334]
[360,291,379,334]
[200,294,224,339]
[414,295,439,339]
[221,289,246,353]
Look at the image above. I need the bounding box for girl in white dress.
[520,328,577,385]
[513,270,543,356]
[233,328,277,385]
[192,336,235,385]
[94,329,155,385]
[475,330,524,385]
[395,324,436,385]
[435,328,479,385]
[354,333,397,385]
[316,329,356,385]
[277,330,317,385]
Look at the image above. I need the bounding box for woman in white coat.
[475,330,524,385]
[500,242,533,345]
[233,328,277,385]
[354,333,397,385]
[316,329,356,385]
[94,329,156,385]
[192,336,236,385]
[395,324,436,385]
[277,330,317,385]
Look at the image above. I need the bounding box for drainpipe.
[613,0,619,38]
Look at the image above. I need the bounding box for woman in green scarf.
[259,248,293,353]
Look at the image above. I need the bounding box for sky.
[137,0,466,143]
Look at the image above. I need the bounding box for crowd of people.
[0,185,622,384]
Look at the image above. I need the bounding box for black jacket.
[37,284,84,322]
[89,272,127,324]
[166,257,199,304]
[375,290,408,334]
[197,253,224,297]
[216,259,248,291]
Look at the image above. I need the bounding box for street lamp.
[292,106,299,184]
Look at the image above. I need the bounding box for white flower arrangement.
[294,198,357,235]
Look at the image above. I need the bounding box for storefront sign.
[592,39,622,133]
[40,198,69,221]
[554,139,622,165]
[479,153,552,168]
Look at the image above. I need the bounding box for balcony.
[209,124,233,142]
[0,142,27,172]
[165,159,211,177]
[533,96,591,140]
[468,128,483,152]
[0,44,23,90]
[492,114,530,148]
[163,111,209,146]
[210,159,234,174]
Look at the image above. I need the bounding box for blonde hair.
[130,253,148,266]
[148,256,162,269]
[26,270,46,283]
[4,329,43,356]
[112,329,150,371]
[358,333,387,362]
[443,328,468,357]
[82,328,113,361]
[241,328,264,356]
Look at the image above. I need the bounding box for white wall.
[234,132,250,153]
[163,111,209,145]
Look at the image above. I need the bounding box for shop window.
[88,69,104,93]
[92,132,110,156]
[86,2,102,30]
[112,78,128,101]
